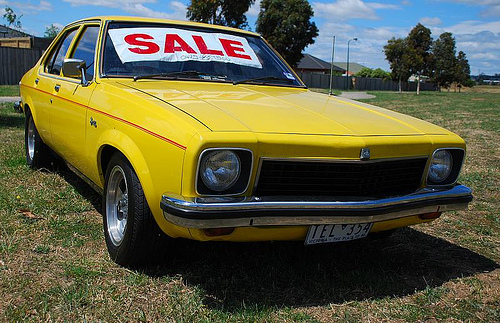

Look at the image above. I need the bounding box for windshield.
[102,22,303,87]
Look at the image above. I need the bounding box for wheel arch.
[96,130,155,201]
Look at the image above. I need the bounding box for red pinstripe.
[20,83,187,150]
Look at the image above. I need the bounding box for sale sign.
[108,27,262,69]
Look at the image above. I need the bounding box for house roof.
[0,25,28,38]
[297,54,345,72]
[332,62,368,74]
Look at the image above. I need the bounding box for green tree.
[384,37,411,92]
[432,32,457,90]
[355,67,390,79]
[355,67,373,77]
[256,0,318,67]
[186,0,254,29]
[3,6,22,29]
[406,23,433,94]
[371,68,390,79]
[455,51,471,92]
[44,24,60,38]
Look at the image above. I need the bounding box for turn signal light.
[204,228,235,237]
[418,212,442,220]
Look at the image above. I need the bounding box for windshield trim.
[99,20,306,88]
[101,75,307,88]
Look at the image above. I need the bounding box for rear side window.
[69,26,99,80]
[45,28,78,75]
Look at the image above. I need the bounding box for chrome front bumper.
[160,185,473,229]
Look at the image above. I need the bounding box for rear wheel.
[103,153,168,266]
[25,109,50,168]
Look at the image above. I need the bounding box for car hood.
[117,80,451,136]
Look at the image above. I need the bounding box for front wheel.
[103,153,168,266]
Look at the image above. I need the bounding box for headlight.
[428,150,453,183]
[200,150,241,192]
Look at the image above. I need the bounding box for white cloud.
[313,0,401,21]
[122,3,186,20]
[4,1,53,13]
[366,3,401,10]
[437,0,500,17]
[63,0,156,6]
[481,4,500,17]
[420,17,442,26]
[246,0,261,17]
[470,53,499,60]
[445,20,500,34]
[62,0,187,20]
[313,0,378,21]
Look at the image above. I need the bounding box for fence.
[0,47,42,85]
[296,72,438,92]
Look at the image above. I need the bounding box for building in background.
[296,54,345,75]
[332,62,368,76]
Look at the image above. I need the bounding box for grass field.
[0,85,20,97]
[0,90,499,321]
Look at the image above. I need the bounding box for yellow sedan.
[20,16,472,265]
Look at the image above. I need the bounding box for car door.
[32,27,79,146]
[48,24,101,172]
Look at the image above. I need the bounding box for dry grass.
[1,89,499,322]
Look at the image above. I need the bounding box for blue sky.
[1,0,499,75]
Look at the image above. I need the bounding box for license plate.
[305,223,373,245]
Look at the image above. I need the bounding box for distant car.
[20,16,472,265]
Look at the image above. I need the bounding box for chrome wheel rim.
[27,117,35,160]
[106,165,128,246]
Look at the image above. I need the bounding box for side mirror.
[62,58,89,86]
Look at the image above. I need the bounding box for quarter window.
[69,26,99,80]
[46,28,78,75]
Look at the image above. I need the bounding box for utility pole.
[329,36,336,95]
[346,38,357,91]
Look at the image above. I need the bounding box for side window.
[69,26,99,80]
[45,28,78,75]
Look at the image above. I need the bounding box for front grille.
[254,158,428,199]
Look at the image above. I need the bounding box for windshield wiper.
[133,70,205,81]
[233,75,295,85]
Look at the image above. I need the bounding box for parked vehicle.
[20,17,473,265]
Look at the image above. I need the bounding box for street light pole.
[346,37,358,91]
[328,36,336,95]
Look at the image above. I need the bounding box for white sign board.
[108,28,262,69]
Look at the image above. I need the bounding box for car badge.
[360,148,370,161]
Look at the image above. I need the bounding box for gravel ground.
[338,92,376,99]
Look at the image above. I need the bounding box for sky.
[1,0,499,75]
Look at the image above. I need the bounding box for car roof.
[72,16,260,37]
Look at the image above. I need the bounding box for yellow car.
[20,16,472,265]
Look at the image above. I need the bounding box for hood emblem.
[360,148,370,161]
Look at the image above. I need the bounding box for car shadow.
[0,106,25,129]
[143,228,499,311]
[49,158,499,311]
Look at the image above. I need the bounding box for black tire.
[25,109,50,168]
[103,152,168,266]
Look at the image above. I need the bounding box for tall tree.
[186,0,254,29]
[44,24,60,38]
[256,0,318,67]
[384,37,411,93]
[455,51,471,92]
[432,32,457,90]
[406,23,432,94]
[3,6,22,29]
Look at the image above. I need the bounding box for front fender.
[95,128,191,239]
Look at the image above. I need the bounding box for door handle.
[54,84,61,92]
[35,78,39,85]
